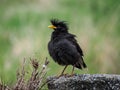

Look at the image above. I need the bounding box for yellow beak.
[48,25,57,29]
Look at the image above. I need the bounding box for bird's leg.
[60,65,68,76]
[71,65,75,76]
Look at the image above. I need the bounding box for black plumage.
[48,19,87,75]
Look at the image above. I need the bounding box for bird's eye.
[57,25,60,27]
[57,25,63,28]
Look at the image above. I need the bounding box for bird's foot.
[56,73,76,78]
[67,73,76,77]
[57,73,69,78]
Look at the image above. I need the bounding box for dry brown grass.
[0,58,49,90]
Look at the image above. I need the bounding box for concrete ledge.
[47,74,120,90]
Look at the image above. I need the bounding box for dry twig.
[13,58,49,90]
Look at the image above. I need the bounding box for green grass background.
[0,0,120,85]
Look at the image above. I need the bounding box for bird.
[48,19,87,76]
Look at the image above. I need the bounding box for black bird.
[48,19,87,75]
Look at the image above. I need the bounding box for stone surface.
[47,74,120,90]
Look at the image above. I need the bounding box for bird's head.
[48,19,68,32]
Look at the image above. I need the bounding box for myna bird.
[48,19,87,76]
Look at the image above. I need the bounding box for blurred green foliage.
[0,0,120,85]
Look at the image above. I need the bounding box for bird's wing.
[73,39,84,56]
[65,34,87,69]
[56,39,80,65]
[66,34,84,56]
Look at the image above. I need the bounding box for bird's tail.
[75,57,87,69]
